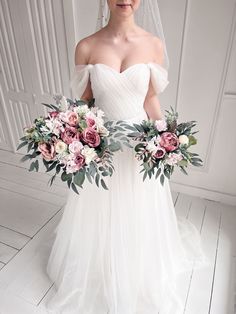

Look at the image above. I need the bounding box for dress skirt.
[45,136,208,314]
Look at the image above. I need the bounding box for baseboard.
[170,181,236,207]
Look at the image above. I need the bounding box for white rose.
[55,140,68,154]
[81,145,97,164]
[45,118,63,136]
[146,141,157,154]
[69,140,84,154]
[85,111,96,119]
[97,109,105,118]
[179,135,189,145]
[76,105,89,115]
[94,116,104,128]
[98,125,109,137]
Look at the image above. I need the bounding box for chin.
[107,1,140,16]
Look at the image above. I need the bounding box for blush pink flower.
[49,111,59,118]
[86,117,96,128]
[65,153,85,174]
[154,119,167,132]
[38,142,56,161]
[74,153,85,169]
[66,111,79,126]
[154,146,166,159]
[160,132,179,152]
[59,111,79,126]
[69,140,83,154]
[81,127,100,148]
[165,153,183,166]
[61,127,80,145]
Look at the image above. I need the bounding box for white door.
[0,0,72,152]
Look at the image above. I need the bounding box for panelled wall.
[159,0,236,205]
[0,0,73,151]
[0,0,235,205]
[70,0,236,205]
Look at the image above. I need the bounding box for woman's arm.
[144,37,165,121]
[74,39,93,101]
[143,81,163,120]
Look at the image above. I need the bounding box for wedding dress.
[45,63,208,314]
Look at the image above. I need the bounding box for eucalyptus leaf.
[34,159,39,172]
[180,166,188,175]
[17,141,28,151]
[74,170,85,187]
[20,154,32,162]
[160,174,165,186]
[61,172,72,182]
[114,132,125,138]
[71,182,79,195]
[67,178,72,189]
[29,161,36,172]
[155,167,162,179]
[95,173,100,187]
[101,178,108,190]
[46,161,58,172]
[123,141,133,148]
[143,171,148,181]
[48,174,56,186]
[85,171,93,184]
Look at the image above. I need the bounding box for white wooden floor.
[0,150,235,314]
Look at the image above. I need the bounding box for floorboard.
[0,157,235,314]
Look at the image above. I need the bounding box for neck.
[105,13,137,38]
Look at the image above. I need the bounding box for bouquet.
[17,95,128,194]
[124,107,203,185]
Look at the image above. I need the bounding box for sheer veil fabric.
[45,1,209,313]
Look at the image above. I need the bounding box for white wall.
[0,0,235,205]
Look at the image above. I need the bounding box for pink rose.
[61,127,80,145]
[86,117,96,128]
[38,142,56,161]
[154,147,166,159]
[49,111,59,118]
[59,111,79,126]
[66,111,79,126]
[81,127,100,148]
[65,153,85,174]
[160,132,179,152]
[74,153,85,170]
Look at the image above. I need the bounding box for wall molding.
[175,0,189,112]
[203,2,236,173]
[170,180,236,207]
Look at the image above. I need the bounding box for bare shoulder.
[74,30,103,65]
[136,27,165,63]
[145,32,165,64]
[74,36,91,65]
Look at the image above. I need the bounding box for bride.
[45,1,208,313]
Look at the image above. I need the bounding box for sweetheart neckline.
[75,62,167,75]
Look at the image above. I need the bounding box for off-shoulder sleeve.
[148,63,170,94]
[69,64,92,99]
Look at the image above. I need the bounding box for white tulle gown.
[45,63,208,314]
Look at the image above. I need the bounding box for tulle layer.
[45,137,208,314]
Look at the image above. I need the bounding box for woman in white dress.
[45,1,208,313]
